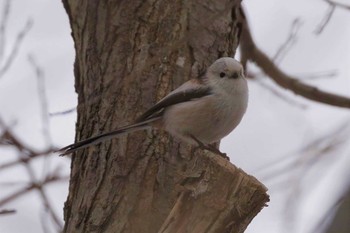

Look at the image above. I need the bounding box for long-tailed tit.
[59,57,248,157]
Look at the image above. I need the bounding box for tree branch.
[0,18,33,78]
[0,118,64,230]
[239,7,350,108]
[315,3,336,34]
[325,0,350,10]
[0,174,68,207]
[0,209,16,215]
[0,0,10,61]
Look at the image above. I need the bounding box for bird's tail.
[58,118,159,156]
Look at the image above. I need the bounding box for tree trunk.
[62,0,269,232]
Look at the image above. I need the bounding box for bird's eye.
[219,72,226,78]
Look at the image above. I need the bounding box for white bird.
[59,57,248,157]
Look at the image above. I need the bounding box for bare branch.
[0,118,48,155]
[36,178,64,231]
[243,18,333,109]
[296,70,337,80]
[316,0,350,34]
[49,107,76,117]
[273,18,302,63]
[28,54,52,146]
[315,3,336,34]
[0,151,50,171]
[0,150,66,230]
[17,152,63,230]
[252,77,308,109]
[0,129,37,155]
[0,209,16,215]
[239,7,350,109]
[0,5,65,230]
[325,0,350,10]
[0,0,10,61]
[0,174,68,207]
[255,121,350,187]
[0,118,64,230]
[0,18,33,78]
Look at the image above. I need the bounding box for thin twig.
[239,7,350,108]
[0,152,66,231]
[273,18,302,63]
[296,70,337,80]
[1,129,36,155]
[0,174,68,207]
[0,18,33,78]
[28,54,52,147]
[281,122,350,232]
[257,121,350,184]
[50,107,76,116]
[325,0,350,10]
[316,0,350,35]
[0,0,10,61]
[246,71,308,109]
[0,151,50,171]
[0,209,16,215]
[0,119,64,230]
[315,3,336,34]
[243,17,332,109]
[252,77,308,109]
[17,151,63,230]
[36,178,64,231]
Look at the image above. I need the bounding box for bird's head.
[206,57,246,92]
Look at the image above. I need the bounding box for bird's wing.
[58,80,211,155]
[136,79,212,123]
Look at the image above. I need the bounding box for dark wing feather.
[135,85,212,123]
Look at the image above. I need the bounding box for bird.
[59,57,248,157]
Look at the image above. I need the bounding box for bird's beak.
[230,73,239,79]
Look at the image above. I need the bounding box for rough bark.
[325,188,350,233]
[62,1,269,233]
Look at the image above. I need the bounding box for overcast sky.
[0,0,349,233]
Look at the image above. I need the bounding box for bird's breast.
[163,86,248,144]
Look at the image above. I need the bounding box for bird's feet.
[189,135,229,160]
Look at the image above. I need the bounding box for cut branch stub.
[159,154,269,233]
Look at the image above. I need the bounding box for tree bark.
[325,188,350,233]
[62,0,269,233]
